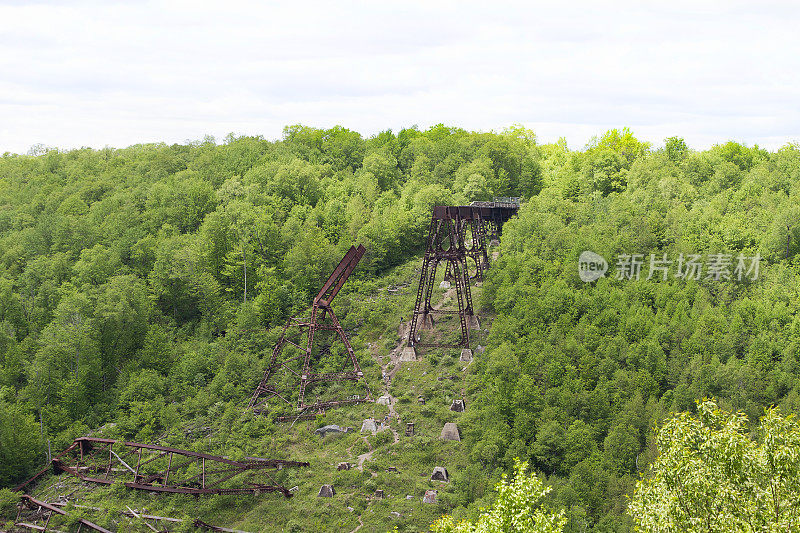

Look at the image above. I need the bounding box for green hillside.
[2,126,800,532]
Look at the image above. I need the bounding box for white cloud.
[1,0,799,153]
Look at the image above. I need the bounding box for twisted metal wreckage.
[12,437,308,531]
[13,495,254,533]
[15,437,308,498]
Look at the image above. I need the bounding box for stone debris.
[439,280,451,289]
[400,347,417,362]
[361,418,378,434]
[423,490,438,503]
[440,422,461,441]
[374,489,384,499]
[418,396,426,404]
[337,462,351,471]
[376,395,391,406]
[315,424,346,438]
[460,349,473,362]
[347,506,355,512]
[476,345,485,353]
[391,511,402,518]
[450,399,466,412]
[431,466,449,482]
[318,484,335,497]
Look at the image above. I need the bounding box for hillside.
[2,126,800,532]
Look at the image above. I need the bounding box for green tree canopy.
[630,399,800,532]
[432,459,566,533]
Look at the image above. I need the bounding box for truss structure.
[248,245,371,421]
[409,202,519,349]
[15,437,308,498]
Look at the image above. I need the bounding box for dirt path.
[379,359,401,443]
[350,515,364,533]
[356,437,374,471]
[349,282,467,532]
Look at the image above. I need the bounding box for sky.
[1,0,799,154]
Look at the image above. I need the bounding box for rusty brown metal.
[14,495,113,533]
[248,245,371,421]
[409,209,475,349]
[45,501,251,533]
[14,437,308,498]
[409,202,518,349]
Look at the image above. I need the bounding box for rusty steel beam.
[14,495,113,533]
[248,245,371,421]
[46,501,251,533]
[15,437,308,498]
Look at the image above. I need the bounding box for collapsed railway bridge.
[7,200,521,529]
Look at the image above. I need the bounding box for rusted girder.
[45,501,253,533]
[14,495,113,533]
[248,245,372,421]
[409,202,518,349]
[15,437,308,498]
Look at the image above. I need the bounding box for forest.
[1,124,800,531]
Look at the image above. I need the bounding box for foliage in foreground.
[630,399,800,532]
[432,459,566,533]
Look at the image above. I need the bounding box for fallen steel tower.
[15,437,308,498]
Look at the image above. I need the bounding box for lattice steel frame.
[409,203,519,349]
[15,437,308,498]
[409,207,475,349]
[248,245,371,421]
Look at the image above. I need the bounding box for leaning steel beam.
[248,244,371,421]
[14,437,308,498]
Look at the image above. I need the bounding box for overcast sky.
[1,1,798,154]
